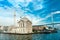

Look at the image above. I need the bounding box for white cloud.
[22,13,45,25]
[0,0,60,26]
[8,0,44,10]
[0,16,13,26]
[33,11,60,24]
[44,11,60,20]
[34,4,43,10]
[0,10,42,25]
[52,11,60,14]
[0,16,20,26]
[31,0,43,10]
[8,0,32,8]
[0,7,60,26]
[0,7,15,17]
[0,7,21,26]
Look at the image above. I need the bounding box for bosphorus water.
[0,30,60,40]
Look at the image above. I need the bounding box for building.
[7,25,20,33]
[7,26,17,33]
[18,17,32,33]
[0,26,2,30]
[8,17,32,34]
[0,26,4,31]
[0,26,3,32]
[32,25,49,32]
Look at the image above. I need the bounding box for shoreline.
[0,31,57,35]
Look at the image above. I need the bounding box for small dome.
[21,17,29,21]
[18,17,32,24]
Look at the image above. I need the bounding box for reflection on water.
[32,30,60,40]
[0,31,60,40]
[0,34,32,40]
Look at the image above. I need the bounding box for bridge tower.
[51,13,54,27]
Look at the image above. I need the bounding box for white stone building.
[0,26,3,30]
[8,17,32,34]
[18,17,32,33]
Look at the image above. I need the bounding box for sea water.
[0,30,60,40]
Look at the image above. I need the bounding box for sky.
[0,0,60,26]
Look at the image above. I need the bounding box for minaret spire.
[14,10,16,27]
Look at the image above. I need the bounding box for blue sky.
[0,0,60,26]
